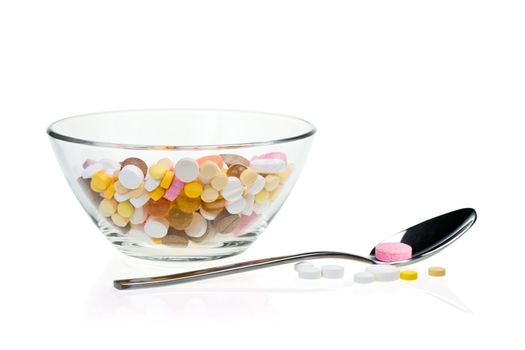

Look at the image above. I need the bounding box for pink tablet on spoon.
[374,242,412,262]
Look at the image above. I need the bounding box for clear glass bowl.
[48,109,316,261]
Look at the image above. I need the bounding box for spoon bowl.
[114,208,477,289]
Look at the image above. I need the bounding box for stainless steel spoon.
[114,208,476,290]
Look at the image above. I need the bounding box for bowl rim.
[47,108,317,150]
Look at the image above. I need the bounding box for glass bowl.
[47,109,316,261]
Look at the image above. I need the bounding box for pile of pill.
[353,265,447,284]
[79,152,294,246]
[294,262,345,279]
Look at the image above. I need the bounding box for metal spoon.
[114,208,476,290]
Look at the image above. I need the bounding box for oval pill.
[400,270,418,281]
[428,266,446,277]
[174,158,199,183]
[118,164,145,190]
[247,175,265,195]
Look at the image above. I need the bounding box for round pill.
[174,158,199,183]
[294,261,314,272]
[130,192,150,208]
[103,181,116,199]
[221,177,244,202]
[264,175,280,192]
[184,181,203,198]
[144,177,161,192]
[160,170,175,189]
[157,158,173,170]
[278,164,295,183]
[168,207,193,230]
[161,228,189,247]
[322,265,345,279]
[98,198,117,217]
[145,198,170,217]
[249,158,286,174]
[111,213,129,227]
[197,155,224,168]
[242,193,255,215]
[247,175,265,195]
[353,272,375,284]
[298,266,322,280]
[121,157,148,176]
[199,161,221,180]
[226,196,246,214]
[185,212,207,238]
[81,162,104,179]
[128,183,145,198]
[374,242,412,262]
[400,270,418,281]
[130,206,147,225]
[210,173,228,191]
[117,201,134,218]
[200,207,222,220]
[227,164,247,178]
[365,265,401,282]
[144,217,169,238]
[90,171,112,192]
[114,191,131,203]
[213,210,241,233]
[428,266,446,277]
[254,189,270,204]
[148,187,166,201]
[201,185,219,203]
[202,198,227,211]
[239,168,258,186]
[149,163,167,180]
[220,154,250,167]
[118,165,145,190]
[175,193,201,213]
[114,181,130,195]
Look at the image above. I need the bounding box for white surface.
[1,0,524,349]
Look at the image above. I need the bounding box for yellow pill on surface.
[239,168,257,186]
[184,181,203,198]
[98,198,117,217]
[160,170,175,189]
[400,270,418,281]
[103,180,116,199]
[201,185,219,203]
[117,201,135,218]
[264,175,280,192]
[157,158,173,170]
[255,190,270,204]
[199,161,221,180]
[210,173,228,191]
[149,187,166,201]
[428,267,446,277]
[149,163,167,180]
[90,171,112,192]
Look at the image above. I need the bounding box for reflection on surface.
[84,256,471,320]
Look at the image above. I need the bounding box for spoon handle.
[114,251,375,290]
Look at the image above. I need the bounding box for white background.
[1,1,524,348]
